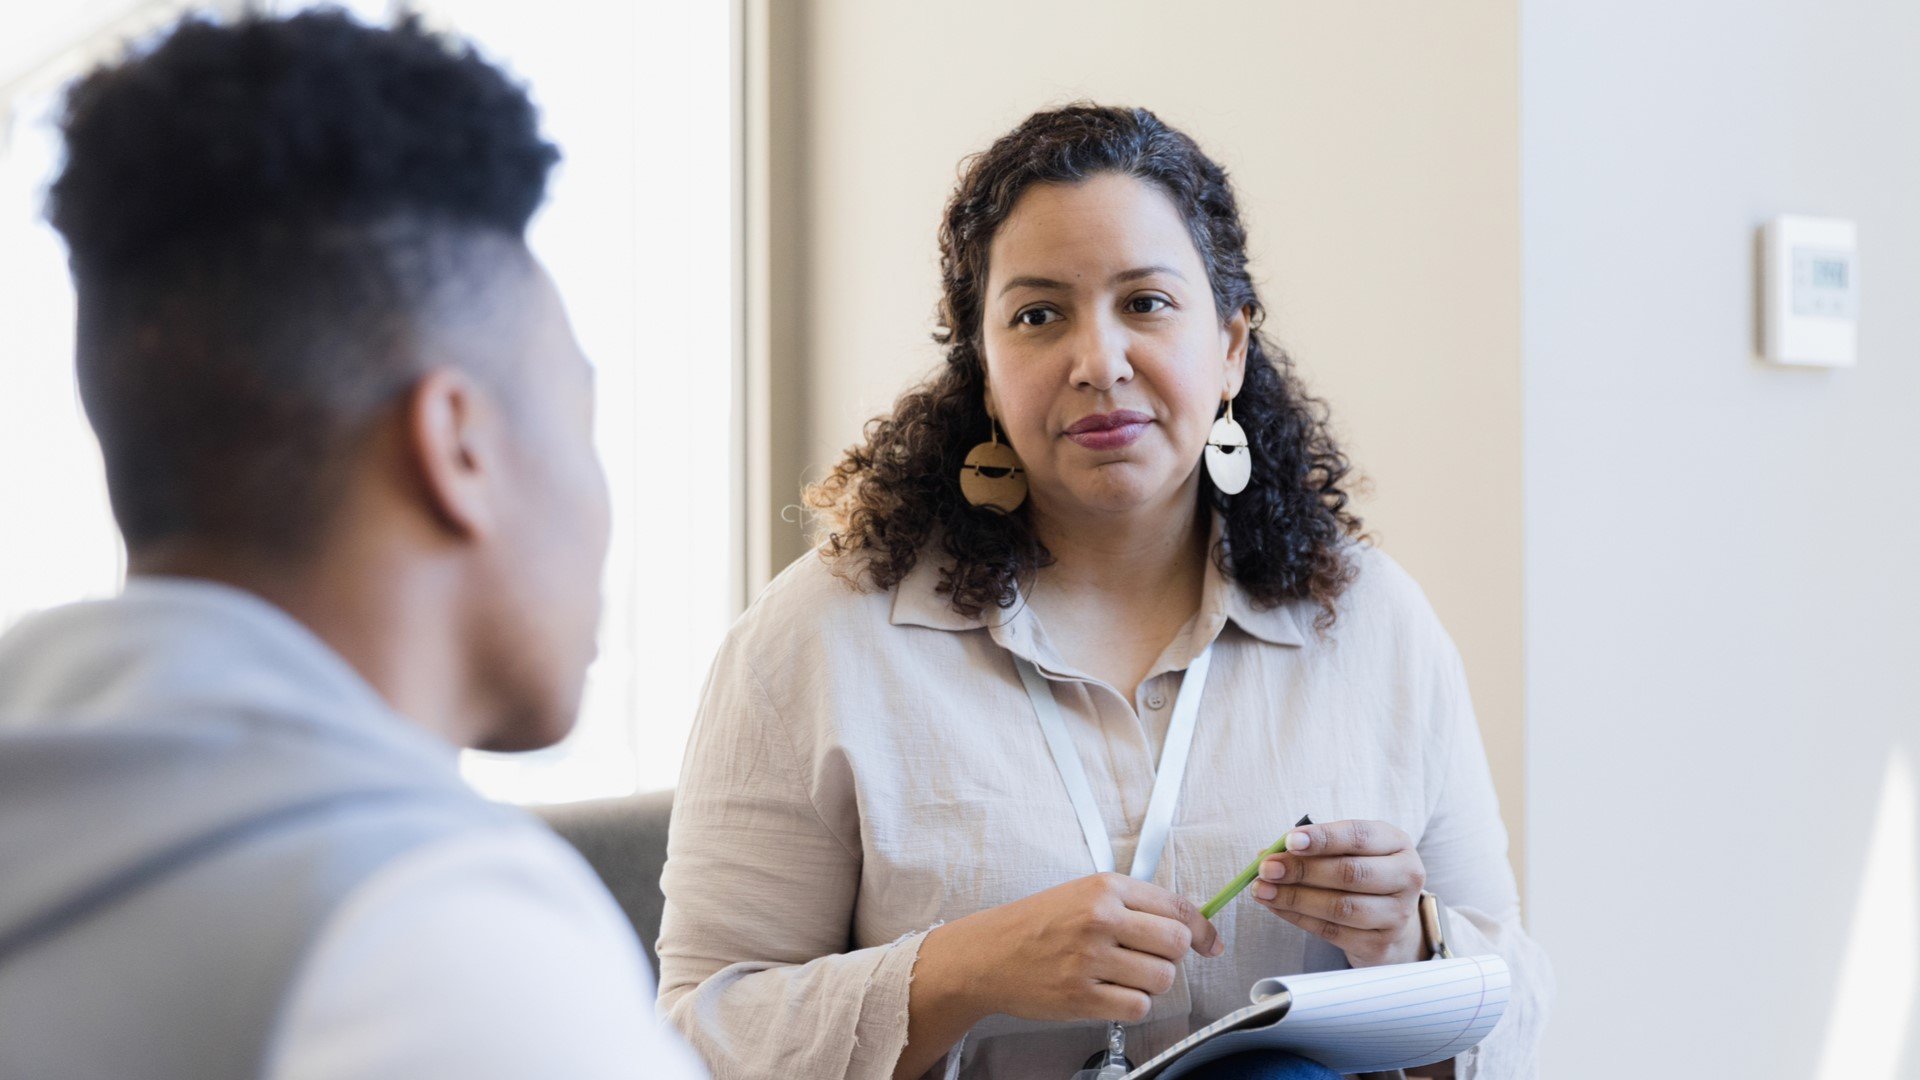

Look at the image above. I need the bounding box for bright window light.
[437,0,738,803]
[1814,747,1918,1080]
[0,85,124,629]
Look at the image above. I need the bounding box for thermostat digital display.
[1762,216,1858,367]
[1791,247,1856,319]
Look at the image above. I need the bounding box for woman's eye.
[1016,307,1060,327]
[1127,295,1171,315]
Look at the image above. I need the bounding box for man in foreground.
[0,10,703,1078]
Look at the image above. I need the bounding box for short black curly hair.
[47,7,559,554]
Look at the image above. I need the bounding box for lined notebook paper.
[1124,954,1510,1079]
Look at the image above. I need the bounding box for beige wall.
[749,0,1525,873]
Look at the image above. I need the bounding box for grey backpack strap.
[0,787,453,967]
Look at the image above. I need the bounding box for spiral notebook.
[1123,954,1510,1079]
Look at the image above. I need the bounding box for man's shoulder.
[312,816,637,958]
[269,818,707,1079]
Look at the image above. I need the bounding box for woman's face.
[980,172,1248,524]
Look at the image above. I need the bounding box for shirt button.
[1146,692,1167,709]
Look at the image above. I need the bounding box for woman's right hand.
[893,874,1222,1078]
[918,872,1223,1025]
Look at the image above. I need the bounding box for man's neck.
[129,541,486,749]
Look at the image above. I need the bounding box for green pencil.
[1200,814,1313,920]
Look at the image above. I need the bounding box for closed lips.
[1065,410,1152,434]
[1063,410,1152,450]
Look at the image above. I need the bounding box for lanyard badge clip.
[1072,1022,1132,1080]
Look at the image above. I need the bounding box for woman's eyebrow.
[996,265,1187,298]
[1112,264,1187,284]
[997,275,1067,297]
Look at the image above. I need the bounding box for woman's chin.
[1054,466,1189,519]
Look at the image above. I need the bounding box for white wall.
[1521,2,1920,1075]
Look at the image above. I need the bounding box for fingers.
[1083,982,1155,1025]
[1266,906,1423,968]
[1256,849,1425,896]
[1090,945,1180,998]
[1111,875,1223,957]
[1250,882,1412,932]
[1112,908,1194,961]
[1244,825,1429,970]
[1283,818,1412,859]
[1266,907,1365,952]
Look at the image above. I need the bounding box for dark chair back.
[534,789,673,975]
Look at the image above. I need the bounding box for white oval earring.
[1204,398,1252,495]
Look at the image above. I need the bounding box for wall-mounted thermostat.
[1761,215,1858,367]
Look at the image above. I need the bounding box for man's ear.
[1222,305,1252,399]
[405,367,497,540]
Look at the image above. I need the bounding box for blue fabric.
[1194,1049,1346,1080]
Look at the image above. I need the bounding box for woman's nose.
[1066,312,1133,392]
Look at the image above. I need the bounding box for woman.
[658,105,1548,1080]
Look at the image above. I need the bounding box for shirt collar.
[886,514,1308,654]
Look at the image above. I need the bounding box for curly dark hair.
[805,104,1364,628]
[47,7,558,554]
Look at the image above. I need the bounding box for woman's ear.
[1222,304,1252,398]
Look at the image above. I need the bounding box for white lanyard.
[1015,645,1214,881]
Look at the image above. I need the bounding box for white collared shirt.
[657,539,1549,1079]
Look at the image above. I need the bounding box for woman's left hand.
[1251,818,1429,968]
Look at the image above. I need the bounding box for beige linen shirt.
[658,538,1549,1079]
